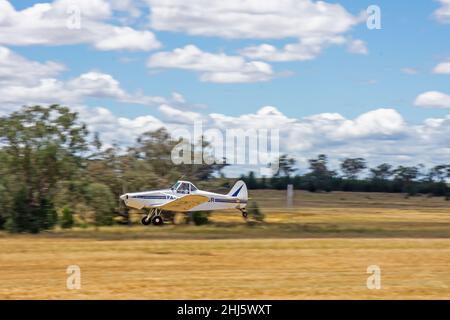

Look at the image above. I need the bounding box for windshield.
[170,182,180,190]
[177,182,190,194]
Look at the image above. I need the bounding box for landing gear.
[240,208,248,219]
[151,215,164,226]
[141,208,164,226]
[141,215,152,225]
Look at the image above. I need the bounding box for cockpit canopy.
[170,181,198,194]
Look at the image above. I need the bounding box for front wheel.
[152,216,164,226]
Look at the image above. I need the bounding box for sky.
[1,0,450,176]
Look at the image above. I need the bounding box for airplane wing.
[156,194,209,212]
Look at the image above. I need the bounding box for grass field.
[1,190,450,299]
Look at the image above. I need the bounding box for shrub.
[248,201,264,223]
[60,207,74,229]
[85,183,115,226]
[192,211,210,225]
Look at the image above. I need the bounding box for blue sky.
[7,0,450,122]
[1,0,450,174]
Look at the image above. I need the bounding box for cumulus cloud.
[147,45,274,83]
[434,0,450,23]
[147,0,366,62]
[415,91,450,109]
[346,39,369,55]
[147,0,359,39]
[0,47,170,111]
[0,0,160,51]
[75,104,450,171]
[74,106,165,147]
[433,61,450,74]
[0,71,167,108]
[0,46,65,85]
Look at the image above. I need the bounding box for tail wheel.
[242,211,248,219]
[152,216,164,226]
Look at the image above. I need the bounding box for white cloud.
[346,39,368,55]
[73,104,450,172]
[241,36,367,62]
[147,45,274,83]
[433,61,450,74]
[415,91,450,109]
[0,46,65,85]
[147,0,366,62]
[401,67,419,75]
[147,0,359,39]
[0,71,167,107]
[0,46,170,110]
[159,104,205,124]
[74,106,165,147]
[434,0,450,23]
[240,36,346,62]
[0,0,160,51]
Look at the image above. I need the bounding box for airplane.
[119,180,248,226]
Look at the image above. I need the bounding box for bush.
[191,211,210,225]
[6,189,57,233]
[248,201,264,223]
[85,183,115,226]
[60,207,74,229]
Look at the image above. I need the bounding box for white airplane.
[120,180,248,226]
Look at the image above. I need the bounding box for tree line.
[240,155,450,197]
[1,105,449,233]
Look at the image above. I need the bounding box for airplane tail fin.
[228,180,248,201]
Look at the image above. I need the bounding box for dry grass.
[1,238,449,299]
[1,191,450,299]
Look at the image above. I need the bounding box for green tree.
[427,165,449,182]
[340,158,367,179]
[308,154,336,178]
[247,201,264,222]
[0,105,88,233]
[370,163,393,180]
[393,166,419,183]
[86,183,115,226]
[60,207,74,229]
[275,154,297,177]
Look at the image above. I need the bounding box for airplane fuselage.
[120,189,247,212]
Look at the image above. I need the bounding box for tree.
[427,165,449,182]
[393,166,419,183]
[60,207,74,229]
[275,154,297,177]
[86,183,115,226]
[0,105,88,233]
[244,171,258,189]
[370,163,393,180]
[340,158,367,179]
[307,154,336,178]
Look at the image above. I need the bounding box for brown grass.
[1,191,449,299]
[1,238,449,299]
